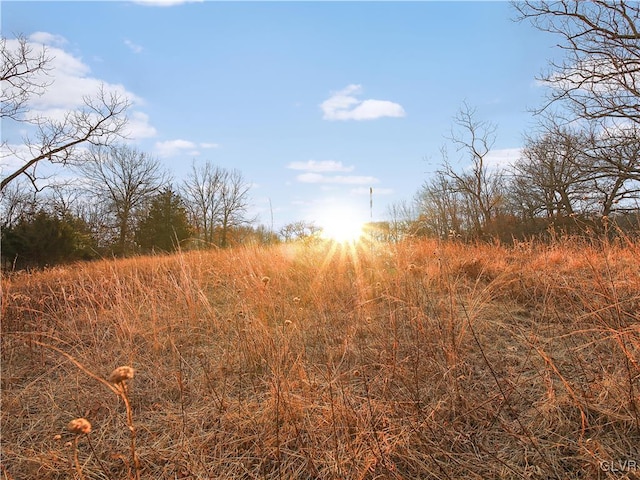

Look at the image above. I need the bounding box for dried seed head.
[67,418,92,435]
[109,366,134,384]
[284,320,292,326]
[261,276,270,285]
[292,297,300,303]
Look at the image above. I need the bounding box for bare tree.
[512,124,588,218]
[182,162,253,247]
[279,221,320,242]
[513,1,640,124]
[416,171,465,238]
[512,117,640,219]
[0,179,38,228]
[583,120,640,215]
[80,145,167,254]
[74,197,113,250]
[1,35,129,191]
[441,104,505,235]
[182,161,225,246]
[218,169,253,247]
[386,200,418,242]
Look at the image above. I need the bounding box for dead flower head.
[67,418,92,435]
[109,366,135,384]
[261,276,271,285]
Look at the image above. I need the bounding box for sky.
[1,0,561,231]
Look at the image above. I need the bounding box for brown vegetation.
[2,237,639,479]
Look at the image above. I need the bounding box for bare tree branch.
[0,34,52,121]
[443,103,505,233]
[513,1,640,124]
[1,35,130,192]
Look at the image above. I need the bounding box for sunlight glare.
[318,209,366,243]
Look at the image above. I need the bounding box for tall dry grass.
[1,236,639,479]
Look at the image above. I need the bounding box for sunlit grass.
[2,236,639,478]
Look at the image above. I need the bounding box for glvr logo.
[600,459,638,472]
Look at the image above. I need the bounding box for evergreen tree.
[135,188,193,253]
[1,211,97,269]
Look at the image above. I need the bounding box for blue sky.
[2,1,560,230]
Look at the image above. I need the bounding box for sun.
[318,208,367,243]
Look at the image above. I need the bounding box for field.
[2,237,639,479]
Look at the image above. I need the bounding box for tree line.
[385,1,640,242]
[0,144,265,268]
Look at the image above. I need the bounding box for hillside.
[2,238,639,479]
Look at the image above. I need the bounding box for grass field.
[2,236,639,479]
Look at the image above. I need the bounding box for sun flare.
[318,209,367,243]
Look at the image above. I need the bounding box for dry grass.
[2,236,639,479]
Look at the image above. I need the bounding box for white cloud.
[28,32,67,46]
[133,0,203,6]
[154,139,218,158]
[297,173,380,185]
[40,43,90,79]
[124,39,144,54]
[155,139,197,157]
[321,84,406,121]
[287,160,354,173]
[483,148,522,170]
[290,157,381,187]
[125,111,157,139]
[321,84,361,118]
